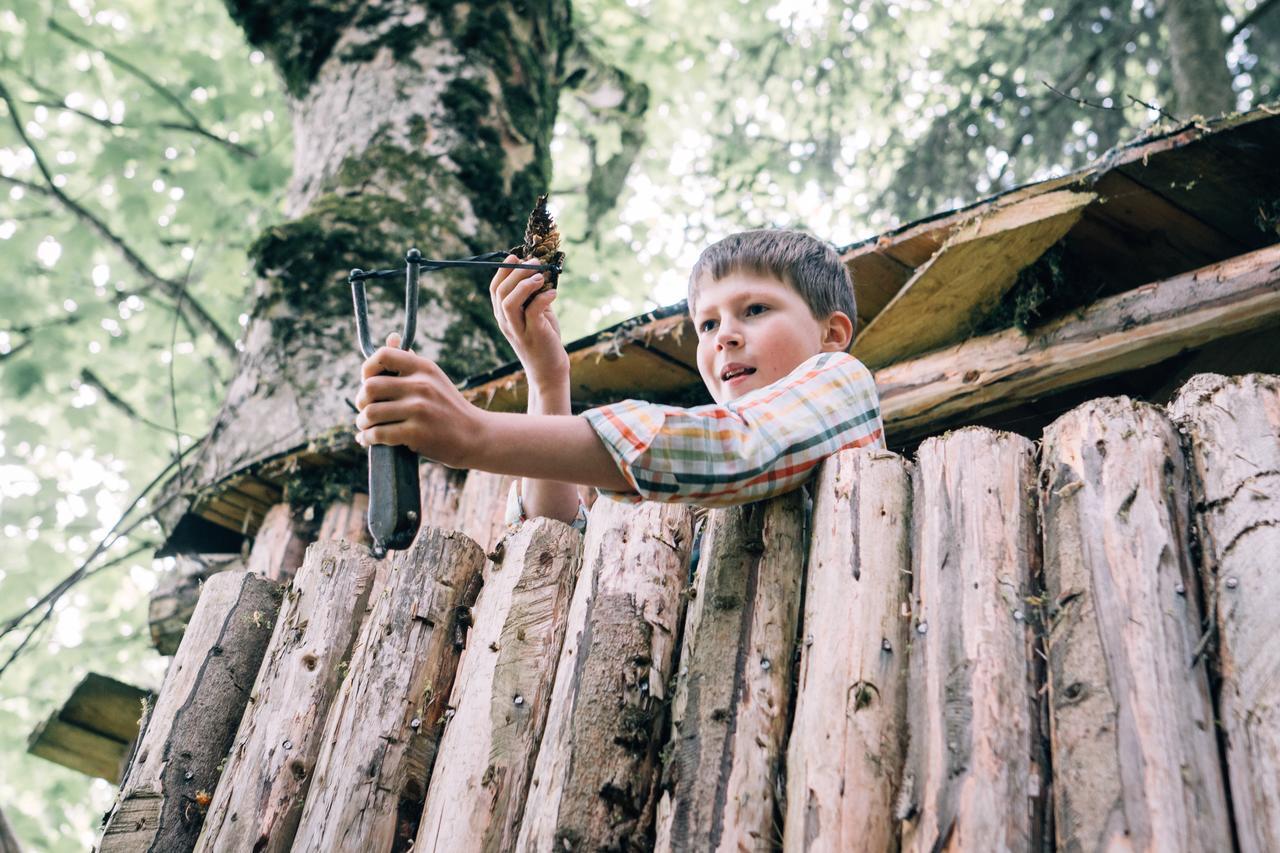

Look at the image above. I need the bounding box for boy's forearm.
[521,375,582,522]
[472,410,633,493]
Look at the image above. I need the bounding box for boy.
[354,229,884,523]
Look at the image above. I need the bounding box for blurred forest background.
[0,0,1276,847]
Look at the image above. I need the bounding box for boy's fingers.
[488,255,521,299]
[362,345,425,379]
[385,332,402,349]
[501,274,545,319]
[355,400,414,432]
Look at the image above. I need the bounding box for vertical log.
[784,448,912,853]
[454,471,514,553]
[417,518,583,852]
[1040,398,1231,851]
[421,462,466,534]
[317,492,371,544]
[288,528,486,851]
[194,540,378,852]
[899,428,1045,853]
[518,499,696,851]
[654,490,806,852]
[245,503,313,582]
[148,554,244,656]
[99,571,281,852]
[1169,373,1280,853]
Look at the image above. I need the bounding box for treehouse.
[31,107,1280,851]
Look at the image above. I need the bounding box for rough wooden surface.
[417,518,583,853]
[899,428,1046,852]
[518,499,696,852]
[316,492,371,544]
[784,448,912,853]
[99,571,281,853]
[420,462,466,535]
[875,243,1280,443]
[195,540,379,853]
[454,471,514,553]
[654,491,805,852]
[1169,373,1280,853]
[244,503,314,581]
[289,527,486,852]
[148,554,244,656]
[854,189,1095,368]
[1041,398,1231,851]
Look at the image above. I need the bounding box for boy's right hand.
[489,255,569,391]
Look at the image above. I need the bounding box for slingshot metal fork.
[350,247,562,558]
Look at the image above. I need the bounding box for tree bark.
[180,0,572,494]
[289,527,486,851]
[243,502,314,581]
[99,571,281,852]
[1162,0,1235,118]
[194,540,379,853]
[1039,398,1232,851]
[518,498,696,852]
[784,448,913,853]
[654,491,806,852]
[417,517,583,852]
[898,429,1046,853]
[1169,373,1280,853]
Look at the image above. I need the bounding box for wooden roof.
[158,105,1280,554]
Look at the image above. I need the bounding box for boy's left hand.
[354,333,483,468]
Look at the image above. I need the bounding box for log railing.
[102,372,1280,851]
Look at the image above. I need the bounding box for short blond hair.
[688,229,856,323]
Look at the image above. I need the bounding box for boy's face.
[691,271,851,404]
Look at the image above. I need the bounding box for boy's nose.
[715,326,743,349]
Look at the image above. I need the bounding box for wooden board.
[853,189,1095,368]
[28,674,152,783]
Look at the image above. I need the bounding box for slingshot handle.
[366,443,421,558]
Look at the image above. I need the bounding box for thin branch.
[0,90,236,357]
[0,314,81,360]
[1125,94,1185,126]
[79,367,194,438]
[45,18,255,159]
[1230,0,1280,39]
[1041,80,1120,112]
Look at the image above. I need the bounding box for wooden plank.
[28,714,131,784]
[417,518,583,852]
[898,428,1046,852]
[99,571,281,852]
[518,499,696,851]
[1040,398,1231,850]
[1169,373,1280,853]
[783,448,912,852]
[196,540,379,853]
[874,243,1280,444]
[845,250,914,329]
[148,554,244,656]
[853,189,1095,368]
[59,673,150,744]
[653,491,805,852]
[290,528,486,851]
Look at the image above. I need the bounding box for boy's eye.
[745,304,768,316]
[698,318,718,333]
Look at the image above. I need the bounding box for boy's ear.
[821,311,855,352]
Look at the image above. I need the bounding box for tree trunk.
[194,540,379,853]
[243,502,314,581]
[654,491,806,852]
[784,448,912,853]
[289,527,486,851]
[1039,398,1232,851]
[898,429,1046,853]
[1162,0,1235,118]
[518,498,696,852]
[417,517,582,852]
[1169,373,1280,853]
[181,0,571,493]
[99,571,281,852]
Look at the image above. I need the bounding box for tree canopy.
[1,0,1276,847]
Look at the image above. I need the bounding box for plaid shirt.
[583,351,884,507]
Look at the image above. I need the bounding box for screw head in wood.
[410,717,421,729]
[1225,577,1239,590]
[513,695,525,706]
[916,621,928,635]
[881,638,893,652]
[1175,582,1186,595]
[760,658,771,671]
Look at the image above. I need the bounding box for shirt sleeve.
[582,351,884,507]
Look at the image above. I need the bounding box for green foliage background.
[0,0,1275,847]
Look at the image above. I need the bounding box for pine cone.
[508,195,564,293]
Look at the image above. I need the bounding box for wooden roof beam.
[876,243,1280,444]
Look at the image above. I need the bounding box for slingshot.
[349,248,563,558]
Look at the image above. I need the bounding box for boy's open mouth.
[721,364,756,382]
